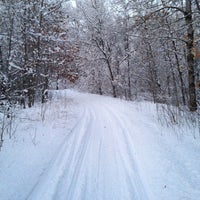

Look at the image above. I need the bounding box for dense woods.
[0,0,200,124]
[74,0,200,113]
[0,2,200,198]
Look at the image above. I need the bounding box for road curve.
[26,95,149,200]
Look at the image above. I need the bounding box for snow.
[0,90,200,200]
[9,62,23,70]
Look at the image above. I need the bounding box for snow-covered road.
[26,94,149,200]
[1,90,200,200]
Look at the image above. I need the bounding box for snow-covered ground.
[0,90,200,200]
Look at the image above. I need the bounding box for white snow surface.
[0,90,200,200]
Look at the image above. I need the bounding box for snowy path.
[1,90,200,200]
[26,95,149,200]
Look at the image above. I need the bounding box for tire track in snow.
[55,108,96,200]
[100,102,150,200]
[26,106,92,200]
[79,101,149,200]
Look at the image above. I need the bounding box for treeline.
[73,0,200,112]
[0,0,77,109]
[0,0,200,113]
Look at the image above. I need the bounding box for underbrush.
[0,103,18,150]
[155,103,200,138]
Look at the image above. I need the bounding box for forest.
[1,1,200,199]
[0,0,200,147]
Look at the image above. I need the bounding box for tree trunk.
[172,40,186,105]
[106,58,117,98]
[42,66,49,103]
[127,54,132,100]
[185,0,197,111]
[0,136,3,151]
[0,46,3,69]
